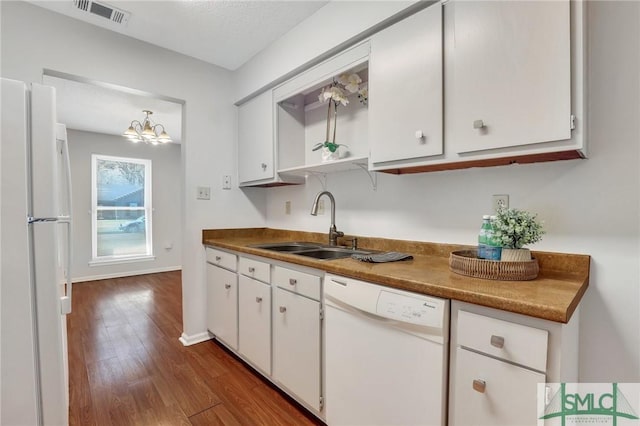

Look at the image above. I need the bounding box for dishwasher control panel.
[376,290,444,328]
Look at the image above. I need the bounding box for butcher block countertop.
[202,228,590,323]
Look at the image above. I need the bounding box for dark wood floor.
[68,271,323,425]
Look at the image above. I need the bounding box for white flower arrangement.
[491,207,545,249]
[319,85,349,106]
[313,72,368,154]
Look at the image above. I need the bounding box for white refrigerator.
[1,78,73,425]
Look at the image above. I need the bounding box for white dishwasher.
[324,274,449,426]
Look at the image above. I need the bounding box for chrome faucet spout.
[310,191,343,246]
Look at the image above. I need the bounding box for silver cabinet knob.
[248,267,255,273]
[289,278,297,286]
[473,379,486,393]
[215,256,222,261]
[415,130,424,139]
[490,335,505,348]
[255,297,262,303]
[473,119,485,129]
[279,306,287,313]
[261,163,267,170]
[224,283,231,289]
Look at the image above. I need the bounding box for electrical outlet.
[317,199,325,215]
[285,201,291,215]
[197,186,211,200]
[222,175,231,190]
[492,194,509,212]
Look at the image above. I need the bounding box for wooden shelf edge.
[377,150,586,175]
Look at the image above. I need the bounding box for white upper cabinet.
[235,0,585,181]
[369,3,443,166]
[448,0,572,154]
[238,90,275,185]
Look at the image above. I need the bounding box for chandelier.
[123,110,172,144]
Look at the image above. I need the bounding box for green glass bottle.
[484,215,503,261]
[478,215,491,259]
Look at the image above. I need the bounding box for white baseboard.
[179,331,212,346]
[73,265,181,283]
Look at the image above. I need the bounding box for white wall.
[0,1,267,342]
[241,1,640,381]
[67,130,182,281]
[234,0,417,101]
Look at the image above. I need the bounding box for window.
[91,154,153,264]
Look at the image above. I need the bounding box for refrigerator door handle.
[59,130,73,222]
[59,219,72,314]
[28,216,59,223]
[59,131,73,315]
[27,215,71,224]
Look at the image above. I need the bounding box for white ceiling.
[28,0,329,71]
[43,74,183,143]
[30,0,329,143]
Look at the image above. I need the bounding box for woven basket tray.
[449,250,539,281]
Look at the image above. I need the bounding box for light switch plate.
[197,186,211,200]
[222,175,231,190]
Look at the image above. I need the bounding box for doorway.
[43,70,184,282]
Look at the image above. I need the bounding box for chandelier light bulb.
[123,110,172,145]
[157,130,172,143]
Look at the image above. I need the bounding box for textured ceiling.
[30,1,329,140]
[27,0,329,70]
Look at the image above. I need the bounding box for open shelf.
[278,156,369,177]
[273,42,371,179]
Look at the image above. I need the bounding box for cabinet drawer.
[238,257,270,283]
[457,310,548,372]
[450,347,545,426]
[273,266,321,301]
[205,247,237,271]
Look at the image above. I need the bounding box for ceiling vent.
[73,0,130,25]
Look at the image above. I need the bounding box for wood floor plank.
[189,404,242,426]
[68,271,323,425]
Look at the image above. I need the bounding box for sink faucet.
[310,190,344,246]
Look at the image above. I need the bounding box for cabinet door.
[449,0,571,153]
[369,4,443,164]
[206,263,238,350]
[450,348,545,426]
[238,275,271,374]
[273,288,321,411]
[238,90,274,184]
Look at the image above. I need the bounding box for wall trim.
[179,331,212,347]
[73,265,181,283]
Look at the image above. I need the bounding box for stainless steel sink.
[293,247,372,260]
[249,242,323,252]
[249,242,375,260]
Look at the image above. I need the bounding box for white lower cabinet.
[206,262,238,350]
[449,301,579,426]
[452,348,545,426]
[205,248,324,417]
[273,287,322,412]
[205,247,580,425]
[238,275,271,375]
